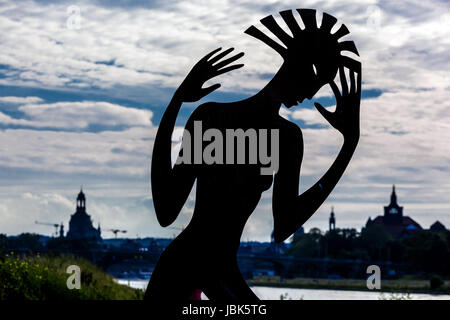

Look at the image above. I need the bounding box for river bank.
[247,275,450,295]
[115,278,450,300]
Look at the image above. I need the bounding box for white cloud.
[0,0,446,95]
[291,107,329,126]
[0,96,43,104]
[0,0,449,240]
[21,192,73,210]
[0,126,155,176]
[0,99,153,129]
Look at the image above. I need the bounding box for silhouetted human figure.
[145,9,361,301]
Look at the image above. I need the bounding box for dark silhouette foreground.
[146,8,361,301]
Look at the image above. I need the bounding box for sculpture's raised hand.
[314,63,361,144]
[175,47,244,103]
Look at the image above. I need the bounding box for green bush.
[0,253,143,300]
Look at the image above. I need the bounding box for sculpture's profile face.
[278,34,341,108]
[279,57,338,108]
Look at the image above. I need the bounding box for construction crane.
[105,229,127,239]
[35,220,64,237]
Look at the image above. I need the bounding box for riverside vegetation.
[0,253,143,300]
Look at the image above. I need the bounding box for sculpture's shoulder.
[187,102,222,123]
[187,101,242,129]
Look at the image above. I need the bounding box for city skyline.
[0,0,449,242]
[21,184,446,242]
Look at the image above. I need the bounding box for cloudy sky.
[0,0,449,241]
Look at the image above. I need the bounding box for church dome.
[67,188,101,241]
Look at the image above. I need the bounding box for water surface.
[115,279,450,300]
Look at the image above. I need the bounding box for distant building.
[148,239,163,254]
[292,226,304,243]
[365,185,422,238]
[120,239,140,251]
[430,221,447,233]
[66,189,102,241]
[329,207,336,231]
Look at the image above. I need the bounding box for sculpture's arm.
[151,47,244,227]
[272,65,361,242]
[151,94,194,227]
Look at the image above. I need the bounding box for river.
[115,279,450,300]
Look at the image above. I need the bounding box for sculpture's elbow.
[154,202,177,228]
[159,221,171,228]
[156,212,175,228]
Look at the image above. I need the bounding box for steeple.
[329,206,336,231]
[390,185,397,206]
[384,185,403,221]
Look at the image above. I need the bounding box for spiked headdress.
[245,9,360,81]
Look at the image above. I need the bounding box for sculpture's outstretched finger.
[213,52,244,70]
[202,47,222,62]
[214,63,244,77]
[208,47,234,64]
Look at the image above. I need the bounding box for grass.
[248,275,450,294]
[0,252,144,300]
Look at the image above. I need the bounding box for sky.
[0,0,449,242]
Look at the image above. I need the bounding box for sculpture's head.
[245,9,360,108]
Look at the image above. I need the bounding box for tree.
[288,230,323,258]
[7,233,43,251]
[402,231,450,274]
[324,228,368,260]
[0,234,8,253]
[360,225,392,261]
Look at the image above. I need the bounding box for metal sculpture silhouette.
[146,8,361,301]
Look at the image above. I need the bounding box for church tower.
[365,185,422,237]
[67,189,102,241]
[76,188,86,212]
[329,207,336,231]
[383,185,403,224]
